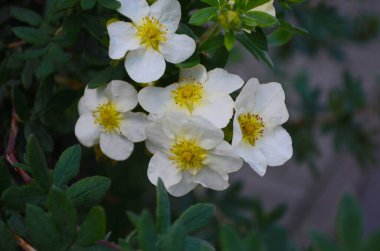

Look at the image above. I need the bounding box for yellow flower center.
[136,16,167,51]
[238,113,265,146]
[93,102,122,132]
[171,78,204,113]
[169,139,207,172]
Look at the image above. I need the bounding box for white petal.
[192,95,235,128]
[206,141,243,176]
[75,114,101,147]
[107,21,140,60]
[160,34,196,64]
[251,0,276,17]
[83,86,107,110]
[104,80,138,112]
[193,167,229,191]
[234,78,260,113]
[120,112,149,142]
[167,172,197,197]
[117,0,149,23]
[125,48,165,83]
[260,126,292,166]
[180,64,207,83]
[204,68,244,95]
[78,97,89,116]
[149,0,181,32]
[231,113,243,147]
[145,120,172,154]
[147,151,182,188]
[99,133,134,161]
[235,142,268,176]
[138,86,173,114]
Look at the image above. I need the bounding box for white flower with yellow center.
[251,0,276,17]
[75,80,149,161]
[146,112,243,197]
[232,78,292,176]
[107,0,196,83]
[138,64,244,128]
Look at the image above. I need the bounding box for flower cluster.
[75,0,292,196]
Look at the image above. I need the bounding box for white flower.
[138,64,244,128]
[251,0,276,17]
[75,80,149,161]
[232,78,292,176]
[145,112,243,197]
[107,0,196,83]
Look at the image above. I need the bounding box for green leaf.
[48,187,77,249]
[137,210,157,251]
[224,31,235,51]
[336,195,363,251]
[245,0,271,9]
[185,237,215,251]
[98,0,121,10]
[1,184,46,211]
[189,7,218,26]
[13,27,49,45]
[310,231,340,251]
[81,0,97,9]
[0,220,17,251]
[88,66,124,89]
[12,86,29,121]
[245,11,279,28]
[268,27,293,46]
[162,224,186,251]
[362,231,380,251]
[219,225,246,251]
[36,55,54,80]
[201,0,219,7]
[26,204,61,251]
[251,28,268,51]
[10,7,42,26]
[174,203,215,234]
[53,145,81,187]
[68,176,111,210]
[21,60,35,89]
[27,135,51,191]
[0,159,11,195]
[199,35,224,51]
[156,178,171,234]
[25,122,54,152]
[77,206,106,246]
[244,231,262,250]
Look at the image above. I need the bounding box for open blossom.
[75,80,148,161]
[251,0,275,17]
[145,112,243,197]
[138,64,244,128]
[232,78,292,176]
[107,0,196,83]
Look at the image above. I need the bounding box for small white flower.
[251,0,276,17]
[232,78,292,176]
[138,64,244,128]
[107,0,196,83]
[75,80,149,161]
[146,112,243,197]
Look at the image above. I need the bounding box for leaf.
[1,184,46,211]
[68,176,111,210]
[25,122,54,152]
[137,210,157,251]
[13,27,49,45]
[219,225,246,251]
[77,206,106,246]
[88,66,124,89]
[199,35,224,51]
[174,203,215,234]
[26,204,61,251]
[98,0,121,10]
[224,31,235,51]
[189,7,218,26]
[185,237,215,251]
[336,195,363,251]
[245,0,271,10]
[11,7,42,26]
[12,86,29,121]
[0,159,11,195]
[0,220,17,251]
[48,187,78,249]
[27,135,51,191]
[201,0,219,7]
[268,27,293,46]
[81,0,97,9]
[362,231,380,251]
[310,231,340,251]
[53,145,81,187]
[162,224,186,251]
[156,178,171,234]
[21,60,35,89]
[36,55,54,80]
[245,11,279,28]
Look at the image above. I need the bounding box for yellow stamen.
[93,102,122,132]
[238,113,265,146]
[171,77,204,113]
[169,138,207,173]
[136,16,167,51]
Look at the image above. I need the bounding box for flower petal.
[160,34,196,64]
[167,172,197,197]
[75,113,101,147]
[120,112,149,142]
[234,78,259,113]
[193,167,229,191]
[192,95,235,128]
[107,21,140,60]
[125,47,165,83]
[99,133,134,161]
[117,0,149,23]
[104,80,138,112]
[145,119,172,154]
[206,141,243,176]
[138,86,173,114]
[180,64,207,83]
[78,97,90,116]
[231,113,243,147]
[147,151,182,188]
[235,142,268,176]
[83,86,107,111]
[149,0,181,32]
[260,126,292,166]
[251,0,276,17]
[204,68,244,95]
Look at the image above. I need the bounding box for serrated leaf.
[1,184,46,211]
[53,145,81,187]
[185,237,215,251]
[162,224,186,251]
[77,206,106,246]
[0,220,17,251]
[137,210,157,251]
[68,176,111,210]
[11,7,42,26]
[174,203,215,234]
[156,178,171,234]
[189,7,218,26]
[81,0,97,9]
[219,225,246,251]
[98,0,121,10]
[13,27,49,45]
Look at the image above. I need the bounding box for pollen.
[93,102,122,132]
[136,16,167,51]
[169,138,207,173]
[238,113,265,146]
[171,77,204,113]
